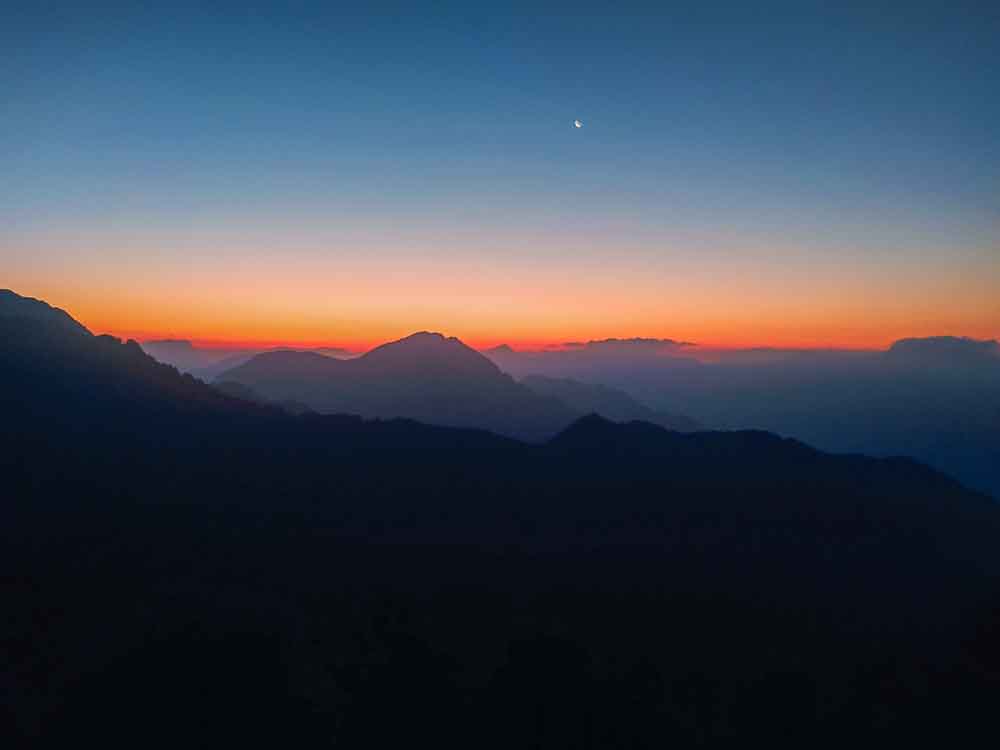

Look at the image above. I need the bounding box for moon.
[574,119,583,128]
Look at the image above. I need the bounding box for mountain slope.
[488,336,1000,497]
[5,288,1000,746]
[140,340,355,377]
[521,374,700,431]
[220,331,580,440]
[4,288,996,568]
[0,288,91,337]
[1,303,273,425]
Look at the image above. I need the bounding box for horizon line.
[124,331,995,355]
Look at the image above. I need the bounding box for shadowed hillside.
[140,340,355,380]
[4,289,1000,747]
[218,331,583,440]
[521,374,700,431]
[487,337,1000,497]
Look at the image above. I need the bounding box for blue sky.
[3,1,998,346]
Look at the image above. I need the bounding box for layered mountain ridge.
[5,287,1000,746]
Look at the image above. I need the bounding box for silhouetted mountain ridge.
[489,333,1000,497]
[221,331,580,439]
[5,288,1000,746]
[223,332,706,439]
[140,339,356,377]
[362,331,502,376]
[521,374,700,431]
[0,288,91,337]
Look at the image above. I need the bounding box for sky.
[3,1,999,349]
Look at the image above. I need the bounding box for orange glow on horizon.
[6,233,998,354]
[81,321,1000,357]
[10,279,999,355]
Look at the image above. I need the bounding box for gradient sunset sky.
[4,1,998,349]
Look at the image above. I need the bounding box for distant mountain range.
[214,333,702,438]
[216,332,604,439]
[141,339,354,380]
[4,287,1000,745]
[519,374,700,431]
[487,335,1000,497]
[56,299,1000,498]
[3,286,993,547]
[484,337,703,381]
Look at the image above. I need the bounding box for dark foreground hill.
[3,289,1000,747]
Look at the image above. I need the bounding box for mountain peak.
[565,412,617,431]
[388,331,459,347]
[360,331,501,377]
[0,289,91,338]
[548,414,670,455]
[552,412,626,444]
[225,349,337,379]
